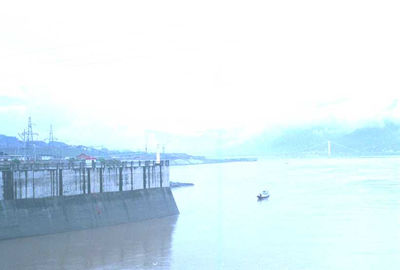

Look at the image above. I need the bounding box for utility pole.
[49,125,55,144]
[48,124,57,159]
[145,133,148,153]
[156,144,161,164]
[27,116,34,143]
[18,129,26,157]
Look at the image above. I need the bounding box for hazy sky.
[1,0,400,153]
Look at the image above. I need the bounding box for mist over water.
[1,158,400,269]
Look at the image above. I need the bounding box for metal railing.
[0,160,169,171]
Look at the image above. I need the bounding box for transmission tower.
[18,117,39,159]
[48,124,56,143]
[47,124,59,159]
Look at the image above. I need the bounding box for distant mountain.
[227,121,400,157]
[0,135,23,148]
[335,122,400,155]
[2,121,400,158]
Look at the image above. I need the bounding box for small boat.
[257,190,270,200]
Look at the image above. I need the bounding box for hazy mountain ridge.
[2,121,400,158]
[233,121,400,157]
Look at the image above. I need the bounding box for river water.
[1,158,400,269]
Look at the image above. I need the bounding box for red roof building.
[76,153,96,160]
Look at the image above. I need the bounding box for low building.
[76,153,97,161]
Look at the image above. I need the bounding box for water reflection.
[0,215,178,270]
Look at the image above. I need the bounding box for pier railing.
[0,160,169,171]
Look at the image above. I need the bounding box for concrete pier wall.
[0,187,179,240]
[0,160,178,240]
[0,160,170,200]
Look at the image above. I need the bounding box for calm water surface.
[1,158,400,269]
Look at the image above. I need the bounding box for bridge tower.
[328,141,331,157]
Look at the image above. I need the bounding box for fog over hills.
[224,120,400,157]
[2,120,400,158]
[1,0,400,158]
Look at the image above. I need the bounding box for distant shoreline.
[169,157,258,166]
[169,155,400,166]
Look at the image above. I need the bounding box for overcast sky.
[1,0,400,153]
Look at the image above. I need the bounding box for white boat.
[257,190,269,200]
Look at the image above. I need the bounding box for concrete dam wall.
[0,160,179,240]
